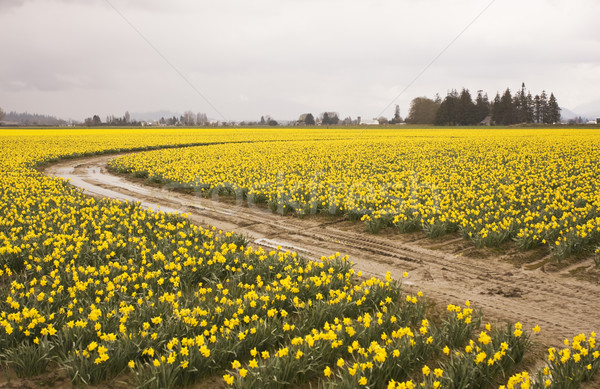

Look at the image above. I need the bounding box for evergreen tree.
[435,90,459,125]
[547,93,561,124]
[499,88,514,125]
[538,91,548,124]
[457,88,475,125]
[305,113,315,125]
[474,91,490,123]
[513,83,528,123]
[524,92,534,123]
[533,94,541,123]
[491,93,502,125]
[424,84,561,126]
[434,102,449,126]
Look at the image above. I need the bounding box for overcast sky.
[1,0,599,122]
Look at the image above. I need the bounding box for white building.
[362,119,380,125]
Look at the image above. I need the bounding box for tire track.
[44,154,600,347]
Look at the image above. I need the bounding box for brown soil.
[32,153,600,387]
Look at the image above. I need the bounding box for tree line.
[0,86,569,128]
[297,112,340,125]
[406,84,561,125]
[81,111,212,127]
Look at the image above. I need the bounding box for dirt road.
[44,154,600,348]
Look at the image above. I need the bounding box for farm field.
[109,129,600,260]
[1,128,599,388]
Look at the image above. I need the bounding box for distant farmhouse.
[480,115,492,126]
[357,116,379,126]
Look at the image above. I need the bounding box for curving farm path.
[44,153,600,349]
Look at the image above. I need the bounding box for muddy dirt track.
[44,154,600,349]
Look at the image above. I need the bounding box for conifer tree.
[434,90,459,125]
[525,92,534,123]
[491,93,502,125]
[547,93,561,124]
[498,88,514,125]
[474,91,490,123]
[533,95,541,123]
[457,88,475,125]
[538,91,548,124]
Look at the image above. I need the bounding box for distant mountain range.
[560,107,581,121]
[1,111,68,126]
[559,106,599,122]
[572,98,600,120]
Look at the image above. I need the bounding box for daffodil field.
[109,129,600,261]
[0,128,599,388]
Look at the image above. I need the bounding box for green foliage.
[1,337,56,378]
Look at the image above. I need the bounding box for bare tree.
[0,107,5,123]
[196,112,208,126]
[183,110,196,126]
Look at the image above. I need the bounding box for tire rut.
[44,154,600,347]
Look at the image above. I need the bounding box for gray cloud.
[1,0,599,121]
[0,0,26,10]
